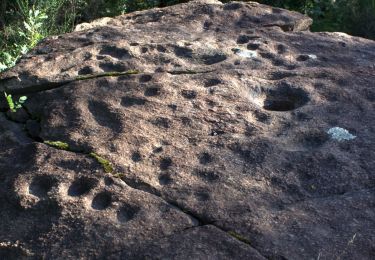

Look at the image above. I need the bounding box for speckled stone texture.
[1,0,374,259]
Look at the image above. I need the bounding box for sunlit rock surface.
[1,0,374,259]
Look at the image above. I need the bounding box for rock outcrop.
[0,0,374,259]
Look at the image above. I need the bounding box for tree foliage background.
[1,0,374,71]
[256,0,375,39]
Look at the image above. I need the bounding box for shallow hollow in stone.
[91,191,112,210]
[29,175,58,198]
[263,84,309,111]
[68,177,98,197]
[117,204,140,222]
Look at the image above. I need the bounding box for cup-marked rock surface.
[1,0,375,259]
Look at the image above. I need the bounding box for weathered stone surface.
[0,0,374,259]
[113,225,266,259]
[0,143,197,259]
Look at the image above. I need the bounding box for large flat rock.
[112,225,266,259]
[0,0,374,259]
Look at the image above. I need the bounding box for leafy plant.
[0,52,17,71]
[0,2,48,72]
[4,92,27,112]
[254,0,375,39]
[19,8,48,48]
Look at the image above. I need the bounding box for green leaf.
[20,45,29,55]
[4,92,16,112]
[19,96,27,102]
[23,21,31,32]
[0,63,7,71]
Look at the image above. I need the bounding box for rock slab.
[0,0,375,259]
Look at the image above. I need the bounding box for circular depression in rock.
[91,191,112,210]
[117,204,140,222]
[68,177,98,197]
[29,175,57,198]
[263,85,309,111]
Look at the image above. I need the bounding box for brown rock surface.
[1,0,374,259]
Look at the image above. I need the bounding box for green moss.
[228,231,251,245]
[112,173,125,178]
[75,70,140,81]
[44,140,70,150]
[89,152,114,173]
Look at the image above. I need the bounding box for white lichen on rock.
[307,54,317,59]
[327,127,356,141]
[232,48,257,58]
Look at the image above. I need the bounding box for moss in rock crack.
[5,70,142,96]
[75,70,140,81]
[44,140,70,150]
[89,152,114,173]
[112,173,125,178]
[43,142,114,173]
[228,231,252,245]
